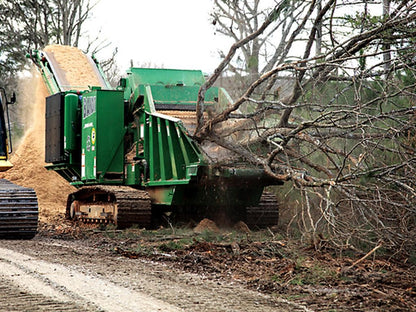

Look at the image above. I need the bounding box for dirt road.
[0,237,309,312]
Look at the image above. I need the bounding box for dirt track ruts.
[0,237,311,312]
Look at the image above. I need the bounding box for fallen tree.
[195,0,416,257]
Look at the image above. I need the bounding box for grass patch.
[129,244,153,256]
[159,240,188,252]
[290,262,338,286]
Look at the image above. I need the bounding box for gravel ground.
[0,237,310,312]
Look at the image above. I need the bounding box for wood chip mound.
[193,218,220,234]
[233,221,251,233]
[0,73,76,224]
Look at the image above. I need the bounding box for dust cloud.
[0,70,75,224]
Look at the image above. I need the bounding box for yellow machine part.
[0,158,12,172]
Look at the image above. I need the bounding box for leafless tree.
[0,0,105,82]
[0,0,120,136]
[383,0,392,75]
[51,0,92,46]
[211,0,307,79]
[198,0,416,256]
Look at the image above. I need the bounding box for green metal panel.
[149,85,218,108]
[142,111,204,187]
[81,89,124,182]
[125,163,141,185]
[64,93,78,152]
[119,69,210,188]
[129,68,206,86]
[123,68,220,112]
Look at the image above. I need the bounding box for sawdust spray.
[0,67,75,224]
[1,44,109,224]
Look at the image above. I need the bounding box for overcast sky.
[86,0,230,74]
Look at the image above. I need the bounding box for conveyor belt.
[42,47,108,91]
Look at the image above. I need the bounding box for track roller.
[66,185,152,229]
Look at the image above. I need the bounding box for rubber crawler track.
[0,179,38,238]
[246,193,279,229]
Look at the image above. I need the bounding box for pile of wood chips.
[0,45,104,224]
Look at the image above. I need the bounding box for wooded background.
[1,0,415,259]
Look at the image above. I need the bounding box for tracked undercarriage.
[66,185,152,228]
[246,193,279,229]
[0,179,38,238]
[66,185,279,230]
